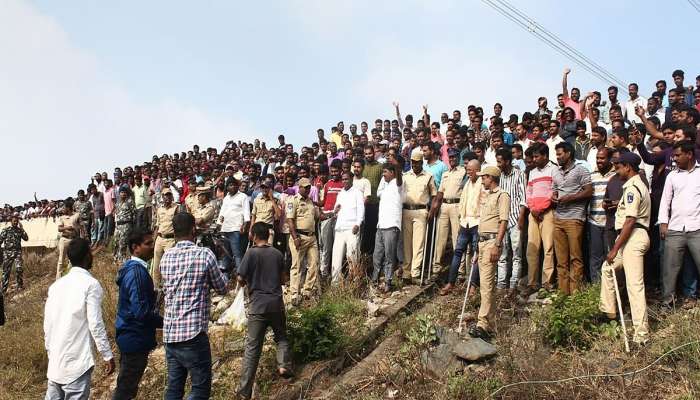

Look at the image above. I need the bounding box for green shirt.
[362,161,383,204]
[132,184,148,210]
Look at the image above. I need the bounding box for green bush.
[446,375,502,398]
[287,302,346,362]
[540,285,615,349]
[405,314,438,349]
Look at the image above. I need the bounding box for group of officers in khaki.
[50,148,652,342]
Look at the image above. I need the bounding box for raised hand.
[563,67,571,75]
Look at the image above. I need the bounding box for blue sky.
[2,0,698,204]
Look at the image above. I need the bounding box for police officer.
[152,188,178,288]
[56,197,80,280]
[184,180,199,213]
[469,166,510,340]
[250,178,280,246]
[0,215,28,292]
[432,148,466,273]
[193,186,216,234]
[402,150,437,285]
[286,178,320,305]
[599,152,651,345]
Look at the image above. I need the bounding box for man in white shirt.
[546,122,565,162]
[484,133,503,166]
[372,163,404,291]
[331,172,365,283]
[44,238,115,400]
[351,159,371,202]
[624,83,648,124]
[659,141,700,308]
[217,178,251,272]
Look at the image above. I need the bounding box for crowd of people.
[2,66,700,399]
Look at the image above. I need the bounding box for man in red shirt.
[319,160,344,278]
[562,67,582,120]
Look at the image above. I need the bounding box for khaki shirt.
[438,166,466,200]
[286,194,318,231]
[194,202,216,229]
[155,204,178,235]
[402,170,437,206]
[58,213,80,239]
[252,196,277,225]
[184,194,198,214]
[615,174,651,230]
[478,187,510,234]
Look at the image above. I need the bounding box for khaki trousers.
[433,203,460,272]
[402,209,428,279]
[289,234,320,299]
[526,210,555,289]
[56,237,72,280]
[553,218,585,294]
[600,228,650,343]
[152,236,176,288]
[477,239,497,331]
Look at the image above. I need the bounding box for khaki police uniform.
[252,195,277,245]
[56,212,80,280]
[402,170,437,279]
[184,193,199,214]
[434,166,466,272]
[287,193,320,299]
[600,174,650,343]
[476,186,510,332]
[194,202,216,232]
[153,203,178,288]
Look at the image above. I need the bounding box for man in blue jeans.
[217,179,251,273]
[160,213,229,399]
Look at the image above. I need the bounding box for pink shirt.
[564,98,581,120]
[104,187,115,215]
[440,144,454,166]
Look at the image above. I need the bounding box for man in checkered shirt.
[160,212,229,399]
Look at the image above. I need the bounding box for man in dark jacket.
[113,228,162,400]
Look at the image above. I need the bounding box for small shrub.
[287,302,345,362]
[446,375,502,398]
[539,285,615,349]
[405,314,438,349]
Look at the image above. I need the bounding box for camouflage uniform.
[74,199,93,240]
[114,199,135,262]
[0,225,28,292]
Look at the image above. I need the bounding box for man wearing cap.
[250,178,280,246]
[0,215,28,292]
[193,187,217,235]
[401,150,437,285]
[184,180,199,214]
[286,178,320,305]
[432,148,466,274]
[599,152,651,345]
[468,165,509,340]
[152,188,178,288]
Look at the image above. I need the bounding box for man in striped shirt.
[495,149,527,297]
[588,148,615,283]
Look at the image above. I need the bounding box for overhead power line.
[687,0,700,13]
[481,0,629,93]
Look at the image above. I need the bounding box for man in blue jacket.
[113,228,163,400]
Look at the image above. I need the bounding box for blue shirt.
[423,160,448,188]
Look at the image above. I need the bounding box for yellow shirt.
[252,196,277,225]
[402,170,437,206]
[155,204,178,235]
[478,187,511,233]
[615,174,650,230]
[330,133,343,148]
[438,166,466,200]
[286,194,318,231]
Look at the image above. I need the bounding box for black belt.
[616,223,647,235]
[260,222,273,230]
[403,204,427,210]
[297,229,314,236]
[443,198,460,204]
[117,220,133,226]
[478,233,497,242]
[159,233,174,239]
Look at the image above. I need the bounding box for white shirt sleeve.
[242,195,251,223]
[86,282,114,361]
[657,173,673,225]
[356,190,365,226]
